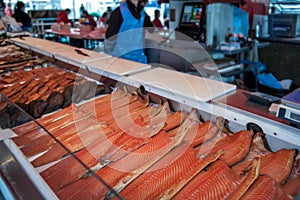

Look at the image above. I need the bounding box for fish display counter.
[0,37,299,199]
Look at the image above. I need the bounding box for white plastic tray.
[130,67,236,103]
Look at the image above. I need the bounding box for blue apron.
[106,2,147,64]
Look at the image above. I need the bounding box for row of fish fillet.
[12,88,300,199]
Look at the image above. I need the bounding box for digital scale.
[276,88,300,127]
[277,104,300,127]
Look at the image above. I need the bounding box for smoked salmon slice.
[12,104,74,135]
[173,158,260,200]
[241,175,292,200]
[13,111,90,147]
[197,130,253,166]
[283,152,300,198]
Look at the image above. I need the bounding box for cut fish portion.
[41,109,180,191]
[13,90,138,147]
[168,121,218,148]
[173,158,260,200]
[41,131,123,192]
[233,149,295,184]
[12,104,74,135]
[20,117,102,157]
[56,132,171,200]
[197,130,253,166]
[119,146,222,200]
[14,111,90,147]
[31,124,116,167]
[241,175,292,200]
[231,132,271,171]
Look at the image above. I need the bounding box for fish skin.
[240,175,292,200]
[197,130,253,166]
[173,158,259,200]
[56,132,171,200]
[233,149,295,184]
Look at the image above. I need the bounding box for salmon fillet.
[56,132,171,200]
[119,145,222,200]
[168,121,218,148]
[241,175,292,200]
[31,124,115,167]
[41,131,123,192]
[233,149,295,184]
[173,158,259,200]
[20,116,100,157]
[41,110,181,191]
[197,130,253,166]
[232,132,271,167]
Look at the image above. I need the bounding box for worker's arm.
[105,8,123,40]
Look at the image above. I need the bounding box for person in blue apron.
[104,0,153,64]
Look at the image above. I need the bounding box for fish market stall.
[0,37,299,199]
